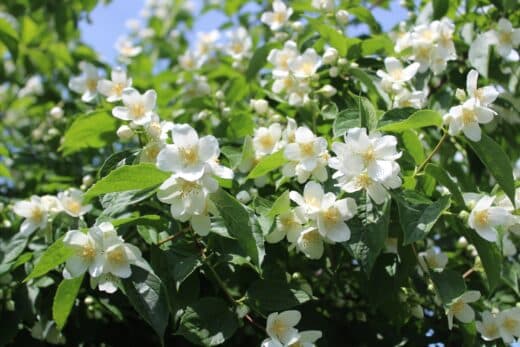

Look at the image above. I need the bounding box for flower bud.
[147,122,162,139]
[117,125,134,141]
[337,58,348,66]
[84,296,95,305]
[323,47,338,65]
[318,84,337,97]
[5,300,15,311]
[82,175,94,188]
[336,10,349,25]
[222,107,231,116]
[236,190,251,204]
[251,99,269,115]
[215,90,224,100]
[50,106,64,119]
[291,21,304,32]
[329,66,339,77]
[456,236,468,248]
[455,88,466,102]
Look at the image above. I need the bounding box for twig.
[415,131,448,176]
[157,230,184,246]
[462,268,475,279]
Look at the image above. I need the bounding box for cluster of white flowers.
[473,18,520,62]
[476,308,520,343]
[261,310,322,347]
[329,128,402,204]
[376,57,426,108]
[62,222,144,293]
[156,124,233,236]
[395,18,456,75]
[443,69,499,142]
[267,40,323,106]
[13,188,92,235]
[260,0,293,31]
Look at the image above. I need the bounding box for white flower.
[317,84,337,97]
[251,99,269,114]
[179,50,201,70]
[289,181,324,215]
[446,290,480,330]
[418,248,448,271]
[322,47,338,65]
[266,207,307,244]
[58,188,92,217]
[465,69,499,107]
[496,308,520,343]
[282,117,298,144]
[283,127,329,182]
[18,76,44,97]
[157,175,217,236]
[437,18,456,59]
[444,98,496,142]
[49,106,64,119]
[286,330,323,347]
[376,57,420,93]
[394,89,425,108]
[112,88,157,126]
[68,62,100,103]
[63,228,103,278]
[268,40,298,78]
[489,19,520,61]
[225,27,252,60]
[185,75,211,98]
[253,123,282,157]
[312,0,334,11]
[502,232,517,256]
[289,48,322,79]
[102,233,143,279]
[13,196,50,234]
[195,30,220,61]
[293,227,324,259]
[140,141,165,163]
[266,310,301,344]
[468,195,511,242]
[157,124,232,181]
[236,190,251,204]
[316,194,356,243]
[145,117,174,141]
[115,36,142,59]
[97,67,132,102]
[117,125,134,141]
[261,0,293,31]
[476,311,500,341]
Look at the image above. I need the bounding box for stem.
[415,131,448,176]
[157,230,184,246]
[462,268,475,279]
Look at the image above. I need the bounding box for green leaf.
[431,270,466,304]
[348,6,382,33]
[0,163,11,178]
[21,16,39,45]
[60,111,119,156]
[177,297,238,346]
[347,199,391,274]
[122,266,169,342]
[247,150,287,179]
[84,164,169,201]
[53,275,84,330]
[308,18,360,56]
[246,43,277,80]
[210,189,265,267]
[425,164,465,207]
[246,278,312,314]
[0,18,18,60]
[24,237,74,282]
[393,192,451,245]
[333,108,360,137]
[465,230,501,292]
[97,149,137,179]
[377,109,442,132]
[267,190,291,218]
[361,35,394,56]
[466,134,516,206]
[432,0,449,19]
[402,130,425,165]
[356,96,378,131]
[502,262,519,295]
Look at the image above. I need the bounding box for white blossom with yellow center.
[468,195,511,242]
[13,195,54,235]
[112,88,157,126]
[253,123,282,157]
[260,0,293,31]
[97,67,132,102]
[446,290,480,330]
[266,310,301,344]
[376,57,419,93]
[68,61,100,103]
[58,188,92,218]
[496,308,520,343]
[476,311,500,342]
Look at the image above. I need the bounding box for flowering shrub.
[0,0,519,345]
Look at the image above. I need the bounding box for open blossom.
[57,188,92,217]
[290,181,325,215]
[253,123,282,157]
[283,127,329,183]
[266,310,301,344]
[496,307,520,343]
[97,67,132,102]
[468,195,511,242]
[13,196,52,234]
[289,48,322,79]
[179,50,202,70]
[157,124,232,181]
[286,331,322,347]
[394,89,425,108]
[266,207,307,244]
[261,0,293,31]
[225,27,252,61]
[465,69,499,107]
[268,40,298,77]
[376,57,420,93]
[68,62,99,102]
[418,248,448,271]
[63,222,143,293]
[443,98,496,142]
[446,290,480,330]
[195,30,219,61]
[329,127,402,204]
[115,36,142,61]
[156,175,217,235]
[315,193,356,243]
[476,311,500,341]
[112,88,157,125]
[489,18,520,61]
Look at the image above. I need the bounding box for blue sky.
[80,0,408,63]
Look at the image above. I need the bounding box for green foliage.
[52,275,84,330]
[24,237,74,282]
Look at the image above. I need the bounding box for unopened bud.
[147,122,162,139]
[318,84,337,97]
[50,106,64,119]
[455,88,466,102]
[5,300,15,311]
[337,58,348,66]
[215,90,224,100]
[329,66,339,77]
[117,125,134,141]
[457,236,468,248]
[236,190,251,204]
[323,47,338,65]
[336,10,349,25]
[251,99,269,115]
[82,175,94,188]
